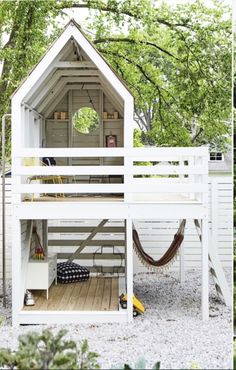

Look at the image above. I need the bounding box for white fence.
[0,175,232,278]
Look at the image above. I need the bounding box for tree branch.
[58,1,192,29]
[98,48,164,93]
[191,127,203,143]
[94,37,179,59]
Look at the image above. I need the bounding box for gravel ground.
[0,269,232,369]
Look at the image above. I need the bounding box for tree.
[88,0,231,149]
[0,0,231,155]
[73,107,100,134]
[0,0,61,156]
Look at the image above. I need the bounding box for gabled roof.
[11,19,134,102]
[71,19,133,97]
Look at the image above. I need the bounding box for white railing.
[12,147,208,203]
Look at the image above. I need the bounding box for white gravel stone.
[0,269,232,369]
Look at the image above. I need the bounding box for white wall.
[0,176,232,279]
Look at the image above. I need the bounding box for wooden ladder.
[194,220,231,306]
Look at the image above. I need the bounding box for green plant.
[121,357,160,369]
[0,329,99,370]
[0,315,5,326]
[189,361,200,369]
[73,107,100,134]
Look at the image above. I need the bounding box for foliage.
[0,0,62,157]
[122,358,160,369]
[133,128,144,147]
[0,0,231,156]
[0,315,5,326]
[89,0,231,149]
[73,107,99,134]
[189,362,200,369]
[0,329,100,370]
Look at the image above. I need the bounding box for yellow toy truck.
[119,293,145,317]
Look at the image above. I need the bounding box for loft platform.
[13,147,208,208]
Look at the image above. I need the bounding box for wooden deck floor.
[24,195,124,202]
[23,193,199,203]
[23,277,119,311]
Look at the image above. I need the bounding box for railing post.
[124,153,132,202]
[202,150,209,321]
[126,218,133,322]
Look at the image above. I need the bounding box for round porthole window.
[73,107,100,134]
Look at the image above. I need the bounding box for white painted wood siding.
[44,90,124,166]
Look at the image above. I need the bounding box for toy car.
[119,293,145,317]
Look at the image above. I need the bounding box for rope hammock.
[133,220,186,272]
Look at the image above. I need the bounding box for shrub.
[115,357,160,369]
[0,329,99,369]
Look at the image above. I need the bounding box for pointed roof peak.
[11,17,134,100]
[67,18,82,29]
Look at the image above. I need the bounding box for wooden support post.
[126,218,133,322]
[201,218,209,321]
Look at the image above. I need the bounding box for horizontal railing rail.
[13,147,208,158]
[15,165,207,176]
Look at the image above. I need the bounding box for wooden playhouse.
[10,20,230,325]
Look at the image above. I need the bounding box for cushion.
[57,262,90,284]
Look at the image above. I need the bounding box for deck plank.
[92,278,105,311]
[101,278,111,311]
[58,284,77,310]
[73,279,92,310]
[66,282,84,310]
[47,284,64,310]
[83,278,98,310]
[110,278,119,311]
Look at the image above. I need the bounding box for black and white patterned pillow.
[57,262,90,284]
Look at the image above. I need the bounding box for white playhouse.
[10,20,230,325]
